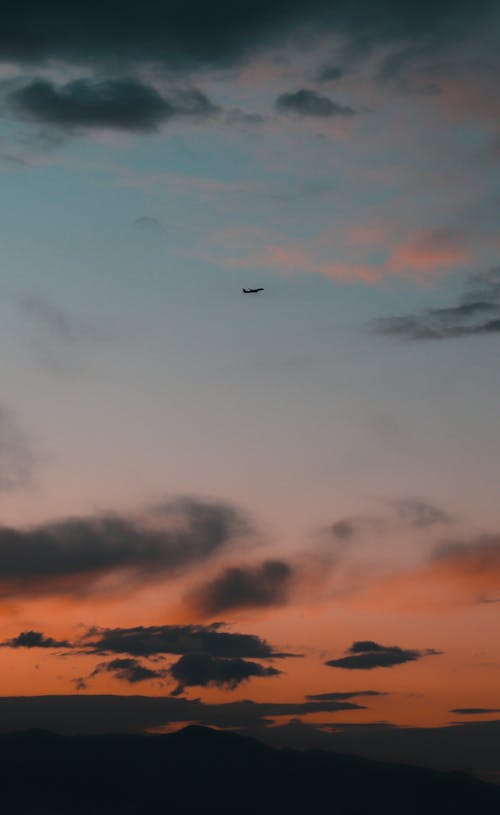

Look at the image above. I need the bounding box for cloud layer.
[0,1,496,70]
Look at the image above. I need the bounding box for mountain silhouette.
[1,724,498,813]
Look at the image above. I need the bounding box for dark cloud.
[315,63,344,82]
[225,108,268,127]
[191,560,294,615]
[331,519,357,541]
[0,2,495,71]
[306,690,387,700]
[392,499,452,528]
[450,708,500,715]
[0,406,35,491]
[133,216,163,230]
[170,653,282,694]
[81,623,294,659]
[326,640,442,670]
[89,657,167,684]
[8,77,218,132]
[0,630,71,649]
[432,535,500,571]
[0,497,250,598]
[275,89,355,117]
[373,268,500,341]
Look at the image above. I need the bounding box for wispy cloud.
[0,406,36,491]
[275,88,355,117]
[373,268,500,341]
[18,293,107,375]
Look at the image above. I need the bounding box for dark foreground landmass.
[2,725,499,814]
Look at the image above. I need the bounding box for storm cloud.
[326,640,442,670]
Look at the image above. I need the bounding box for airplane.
[242,287,264,294]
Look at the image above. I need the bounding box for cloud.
[427,536,500,600]
[17,292,105,374]
[170,653,282,694]
[338,531,500,609]
[450,708,500,715]
[0,630,72,649]
[8,77,218,132]
[0,497,251,598]
[190,560,295,615]
[275,89,355,117]
[133,216,164,230]
[391,499,452,528]
[81,623,294,659]
[0,2,495,72]
[331,519,358,542]
[224,108,268,127]
[315,63,344,82]
[0,406,35,491]
[89,657,168,684]
[306,690,387,700]
[227,226,470,283]
[326,640,442,670]
[373,268,500,341]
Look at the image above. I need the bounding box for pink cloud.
[387,229,471,276]
[225,226,470,284]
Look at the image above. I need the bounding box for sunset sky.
[0,0,500,780]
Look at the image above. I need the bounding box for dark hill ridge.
[1,724,498,814]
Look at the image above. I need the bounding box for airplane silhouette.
[242,287,264,294]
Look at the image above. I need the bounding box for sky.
[0,0,500,781]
